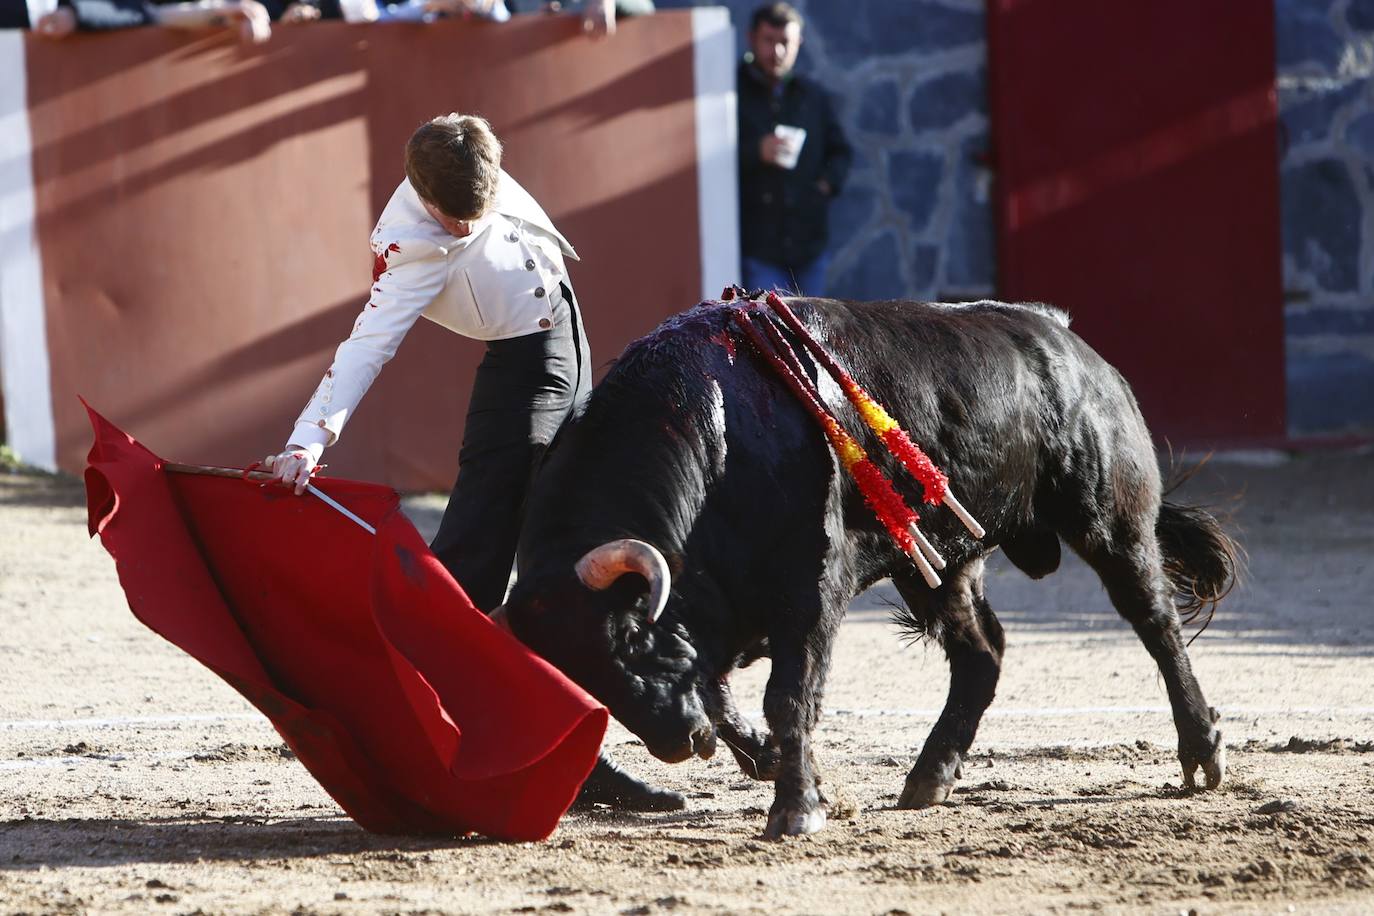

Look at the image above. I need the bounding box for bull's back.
[799,297,1154,543]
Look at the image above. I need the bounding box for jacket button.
[525,259,536,271]
[507,232,519,242]
[534,286,546,298]
[538,317,552,329]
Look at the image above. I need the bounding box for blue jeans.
[741,254,830,298]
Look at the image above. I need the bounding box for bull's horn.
[574,539,671,624]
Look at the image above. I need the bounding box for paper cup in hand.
[773,125,807,169]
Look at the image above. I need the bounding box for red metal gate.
[987,0,1286,446]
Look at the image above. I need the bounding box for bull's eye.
[620,620,652,659]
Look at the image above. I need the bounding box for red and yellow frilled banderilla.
[723,287,985,588]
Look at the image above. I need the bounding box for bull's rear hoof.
[1181,735,1226,791]
[899,754,961,809]
[763,805,826,838]
[575,755,686,812]
[897,777,953,809]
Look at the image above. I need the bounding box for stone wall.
[659,0,995,302]
[660,0,1373,438]
[1275,0,1374,437]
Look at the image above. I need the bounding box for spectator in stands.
[503,0,652,38]
[262,113,684,813]
[401,0,510,23]
[19,0,146,35]
[277,0,379,22]
[737,2,851,296]
[575,0,653,37]
[1,0,148,33]
[15,0,274,43]
[154,0,274,43]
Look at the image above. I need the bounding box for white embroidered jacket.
[287,171,578,456]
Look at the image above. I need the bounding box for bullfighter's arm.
[285,240,448,460]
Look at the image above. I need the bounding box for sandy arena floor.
[2,448,1372,914]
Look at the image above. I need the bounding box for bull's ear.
[492,593,551,642]
[488,604,516,635]
[666,553,686,579]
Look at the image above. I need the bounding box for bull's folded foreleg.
[760,611,838,838]
[711,677,780,781]
[894,561,1005,808]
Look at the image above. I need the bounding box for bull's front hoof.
[897,775,953,809]
[763,805,826,838]
[1181,731,1226,791]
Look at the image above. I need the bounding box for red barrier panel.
[987,0,1286,447]
[14,13,733,487]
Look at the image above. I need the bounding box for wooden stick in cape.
[163,462,377,535]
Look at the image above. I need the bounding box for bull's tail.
[1155,482,1243,639]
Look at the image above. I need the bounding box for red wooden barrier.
[3,11,737,487]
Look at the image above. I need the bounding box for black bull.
[499,297,1236,838]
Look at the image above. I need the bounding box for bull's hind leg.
[895,559,1005,808]
[1074,530,1225,790]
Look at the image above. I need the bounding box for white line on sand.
[831,705,1374,719]
[3,705,1372,734]
[0,750,217,771]
[0,713,268,731]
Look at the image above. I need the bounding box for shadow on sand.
[0,814,498,871]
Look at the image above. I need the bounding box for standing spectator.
[737,2,851,296]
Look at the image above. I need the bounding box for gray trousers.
[429,284,591,612]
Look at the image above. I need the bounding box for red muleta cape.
[82,403,607,840]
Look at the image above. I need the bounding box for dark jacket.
[737,60,852,269]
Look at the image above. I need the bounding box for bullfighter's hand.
[759,133,787,166]
[264,446,318,496]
